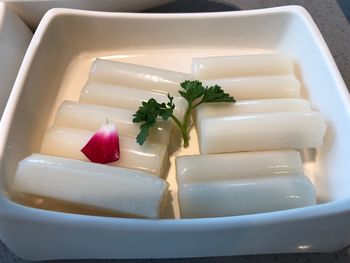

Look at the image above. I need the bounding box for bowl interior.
[2,8,350,219]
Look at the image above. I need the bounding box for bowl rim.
[1,5,350,227]
[0,3,5,25]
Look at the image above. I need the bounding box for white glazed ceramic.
[0,6,350,260]
[0,2,32,119]
[4,0,173,29]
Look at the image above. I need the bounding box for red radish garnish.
[81,120,120,164]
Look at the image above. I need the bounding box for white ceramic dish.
[0,2,32,119]
[4,0,173,29]
[1,6,350,260]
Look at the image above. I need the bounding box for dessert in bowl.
[0,6,350,260]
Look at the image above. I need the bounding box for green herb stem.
[170,114,183,130]
[170,115,189,148]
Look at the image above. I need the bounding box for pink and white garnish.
[81,120,120,164]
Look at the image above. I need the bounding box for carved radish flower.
[81,120,120,164]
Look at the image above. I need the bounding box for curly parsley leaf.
[200,84,236,104]
[133,96,175,145]
[178,80,205,104]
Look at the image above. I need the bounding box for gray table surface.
[3,0,350,262]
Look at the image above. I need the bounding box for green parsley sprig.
[133,80,235,148]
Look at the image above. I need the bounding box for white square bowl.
[0,6,350,260]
